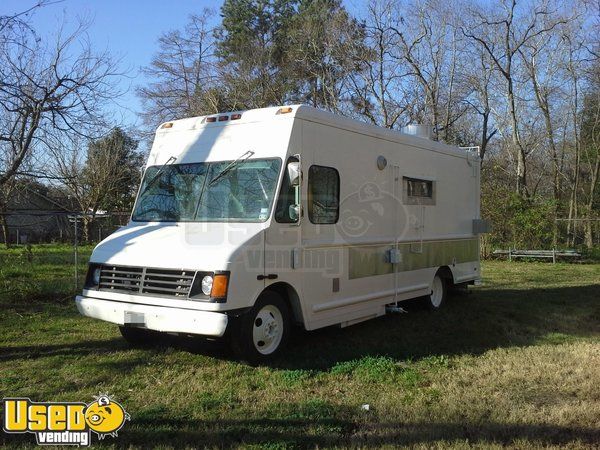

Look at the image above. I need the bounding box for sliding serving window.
[132,159,282,222]
[403,176,436,205]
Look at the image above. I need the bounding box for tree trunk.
[584,218,594,248]
[533,82,561,245]
[506,77,527,196]
[569,169,580,246]
[82,216,91,243]
[567,49,581,247]
[584,156,599,248]
[0,213,10,249]
[567,190,574,245]
[443,35,457,142]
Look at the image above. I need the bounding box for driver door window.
[274,156,299,223]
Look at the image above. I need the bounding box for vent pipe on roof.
[401,124,432,140]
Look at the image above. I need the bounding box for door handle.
[257,274,278,281]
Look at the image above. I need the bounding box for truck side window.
[308,165,339,224]
[403,176,435,205]
[274,156,299,223]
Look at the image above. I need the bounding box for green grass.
[0,246,599,448]
[0,243,93,303]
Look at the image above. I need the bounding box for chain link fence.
[0,211,130,246]
[0,212,131,300]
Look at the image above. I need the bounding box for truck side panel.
[298,119,480,330]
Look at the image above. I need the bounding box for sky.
[2,0,220,128]
[2,0,367,132]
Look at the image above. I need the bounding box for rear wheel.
[119,326,156,346]
[230,291,290,364]
[423,271,447,310]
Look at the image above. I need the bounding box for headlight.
[201,275,213,296]
[92,268,101,285]
[189,271,229,301]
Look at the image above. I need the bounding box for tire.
[423,271,447,310]
[230,290,291,364]
[118,326,157,346]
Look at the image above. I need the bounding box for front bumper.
[75,295,228,337]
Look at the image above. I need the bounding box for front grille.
[142,268,194,297]
[99,265,194,298]
[99,266,142,293]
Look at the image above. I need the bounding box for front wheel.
[230,291,291,364]
[423,271,447,310]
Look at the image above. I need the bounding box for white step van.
[76,105,485,362]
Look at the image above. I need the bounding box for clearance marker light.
[277,106,293,114]
[218,115,229,121]
[160,122,173,129]
[206,117,217,123]
[230,113,242,120]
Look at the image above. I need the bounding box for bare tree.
[462,44,498,161]
[388,0,467,139]
[564,33,585,245]
[137,10,218,129]
[50,128,142,242]
[351,0,469,137]
[349,0,412,128]
[0,9,122,247]
[518,20,576,243]
[581,64,600,248]
[0,17,122,191]
[462,0,568,197]
[0,1,54,42]
[0,177,16,247]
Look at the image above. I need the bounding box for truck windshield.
[132,158,282,222]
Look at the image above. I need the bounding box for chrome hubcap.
[252,305,283,355]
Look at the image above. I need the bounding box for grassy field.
[0,245,599,449]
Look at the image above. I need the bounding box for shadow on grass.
[1,283,598,370]
[121,418,600,447]
[4,415,597,448]
[0,331,230,365]
[0,338,131,362]
[107,282,600,369]
[267,283,599,370]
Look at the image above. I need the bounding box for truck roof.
[157,105,475,160]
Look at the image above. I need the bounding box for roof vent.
[401,124,432,140]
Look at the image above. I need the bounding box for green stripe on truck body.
[348,238,479,280]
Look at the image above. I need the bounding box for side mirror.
[289,204,300,221]
[287,161,301,187]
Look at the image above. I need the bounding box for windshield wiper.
[139,156,177,195]
[207,150,255,187]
